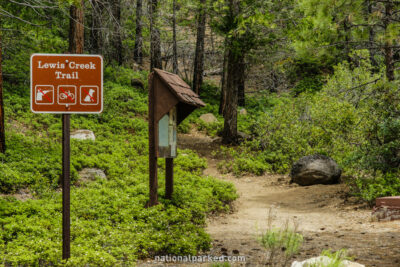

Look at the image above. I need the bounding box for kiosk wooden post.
[147,69,205,206]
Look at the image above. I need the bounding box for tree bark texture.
[69,1,84,54]
[192,0,206,94]
[150,0,162,70]
[365,0,377,66]
[112,0,123,65]
[172,0,178,74]
[384,1,394,81]
[0,29,5,153]
[343,16,351,62]
[134,0,143,65]
[90,0,102,54]
[219,42,229,115]
[237,55,245,106]
[222,48,241,144]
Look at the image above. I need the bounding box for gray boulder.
[78,168,107,183]
[291,256,365,267]
[199,113,217,123]
[71,130,95,141]
[131,78,144,89]
[290,154,341,186]
[237,131,251,141]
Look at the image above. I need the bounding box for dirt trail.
[139,131,400,267]
[178,131,400,267]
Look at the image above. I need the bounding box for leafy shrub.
[216,146,270,176]
[353,172,400,205]
[199,81,221,106]
[104,66,148,88]
[216,91,361,176]
[319,50,400,200]
[292,75,324,96]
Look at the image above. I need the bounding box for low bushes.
[0,73,237,265]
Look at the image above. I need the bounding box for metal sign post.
[30,53,103,260]
[62,114,70,259]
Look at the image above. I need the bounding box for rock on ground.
[71,130,95,141]
[199,113,217,123]
[372,206,400,221]
[131,78,144,89]
[290,154,341,186]
[237,131,251,141]
[291,256,365,267]
[239,108,247,115]
[372,196,400,221]
[78,168,107,183]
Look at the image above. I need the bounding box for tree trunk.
[384,43,394,81]
[192,0,206,94]
[384,2,394,81]
[237,54,245,106]
[219,41,229,115]
[0,28,5,153]
[172,0,178,74]
[343,16,351,62]
[222,47,241,144]
[112,0,123,65]
[365,0,377,66]
[90,0,102,54]
[69,1,84,54]
[150,0,162,70]
[134,0,143,65]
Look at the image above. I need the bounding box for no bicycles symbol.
[31,54,103,114]
[58,86,76,105]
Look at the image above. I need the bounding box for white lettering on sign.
[55,71,79,80]
[38,60,96,80]
[69,61,96,70]
[38,61,66,69]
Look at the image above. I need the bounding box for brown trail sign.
[31,54,103,114]
[31,53,103,260]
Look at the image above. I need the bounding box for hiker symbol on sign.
[35,85,54,105]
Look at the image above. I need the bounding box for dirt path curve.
[177,131,400,267]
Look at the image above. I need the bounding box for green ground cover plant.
[307,249,352,267]
[258,209,303,267]
[0,69,237,265]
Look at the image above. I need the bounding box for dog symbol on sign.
[80,86,99,105]
[84,89,95,103]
